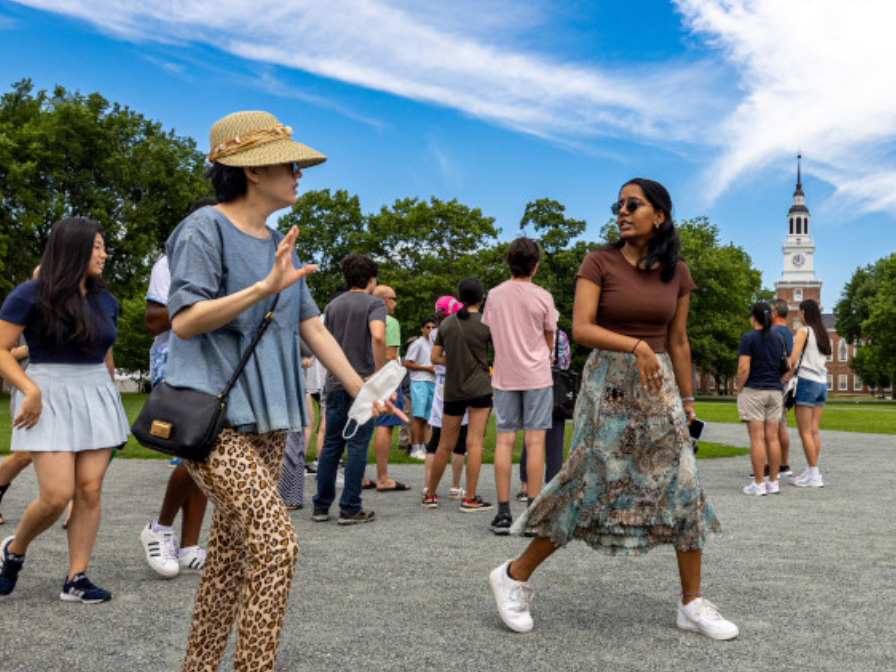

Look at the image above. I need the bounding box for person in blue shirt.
[166,110,403,672]
[736,301,788,496]
[0,217,129,602]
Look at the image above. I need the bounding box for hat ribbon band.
[208,123,294,163]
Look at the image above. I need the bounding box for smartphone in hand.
[688,418,706,440]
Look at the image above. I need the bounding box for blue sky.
[2,0,894,311]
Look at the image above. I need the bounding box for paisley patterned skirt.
[511,349,720,555]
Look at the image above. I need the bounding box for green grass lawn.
[2,392,893,463]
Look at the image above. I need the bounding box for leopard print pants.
[182,427,298,672]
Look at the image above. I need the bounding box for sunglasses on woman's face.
[611,198,645,216]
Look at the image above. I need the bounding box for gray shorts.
[737,387,783,423]
[493,386,553,432]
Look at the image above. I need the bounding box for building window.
[789,217,794,235]
[827,375,833,390]
[708,376,715,389]
[854,375,863,391]
[838,374,848,391]
[794,288,803,301]
[838,339,848,362]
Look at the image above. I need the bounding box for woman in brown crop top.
[488,178,738,641]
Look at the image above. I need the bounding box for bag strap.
[454,314,490,374]
[218,293,281,399]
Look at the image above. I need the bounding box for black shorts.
[442,394,492,417]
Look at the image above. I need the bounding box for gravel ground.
[1,424,894,672]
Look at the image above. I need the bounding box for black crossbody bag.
[131,294,280,461]
[552,334,579,420]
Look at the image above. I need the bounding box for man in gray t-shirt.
[313,255,386,524]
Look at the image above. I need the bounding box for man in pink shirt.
[482,237,557,534]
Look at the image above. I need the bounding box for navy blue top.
[738,328,786,390]
[0,280,118,364]
[771,325,794,358]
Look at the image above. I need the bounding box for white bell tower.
[775,154,822,312]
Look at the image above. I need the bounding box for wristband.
[681,396,695,402]
[631,339,642,353]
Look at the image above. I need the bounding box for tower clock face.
[793,253,806,267]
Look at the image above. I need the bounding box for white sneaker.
[449,487,465,500]
[335,468,345,487]
[766,480,780,495]
[793,473,824,488]
[742,481,767,496]
[409,447,427,461]
[791,468,810,483]
[489,560,534,633]
[676,597,739,640]
[139,522,179,578]
[177,546,207,572]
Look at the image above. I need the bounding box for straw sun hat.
[207,110,326,169]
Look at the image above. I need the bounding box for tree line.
[7,78,890,395]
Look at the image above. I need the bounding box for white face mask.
[342,360,407,439]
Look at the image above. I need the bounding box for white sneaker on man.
[489,560,534,633]
[177,546,207,572]
[676,597,739,640]
[139,522,179,578]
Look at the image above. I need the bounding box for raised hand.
[258,226,318,296]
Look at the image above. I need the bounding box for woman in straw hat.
[164,110,403,672]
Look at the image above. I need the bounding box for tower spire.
[794,152,804,196]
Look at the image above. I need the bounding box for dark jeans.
[313,389,375,515]
[519,416,566,485]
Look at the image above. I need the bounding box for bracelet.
[681,396,695,402]
[631,339,642,353]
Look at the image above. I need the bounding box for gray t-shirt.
[165,206,320,433]
[323,291,387,394]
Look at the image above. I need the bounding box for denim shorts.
[795,377,827,407]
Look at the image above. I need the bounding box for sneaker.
[338,509,375,525]
[60,573,112,603]
[749,465,770,478]
[335,468,345,487]
[460,495,493,512]
[449,487,465,500]
[489,560,534,633]
[422,493,439,509]
[742,481,767,496]
[515,490,528,502]
[409,447,427,461]
[177,547,207,572]
[778,464,793,477]
[304,462,317,475]
[168,457,181,468]
[793,474,824,488]
[676,597,739,640]
[311,508,330,522]
[0,536,25,596]
[139,523,180,578]
[491,511,513,535]
[766,480,780,495]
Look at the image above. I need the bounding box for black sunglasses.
[610,198,646,216]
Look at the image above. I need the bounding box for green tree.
[0,79,210,299]
[678,217,767,393]
[834,254,896,396]
[113,296,154,388]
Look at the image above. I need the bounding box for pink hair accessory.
[435,295,462,316]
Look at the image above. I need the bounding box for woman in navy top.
[736,301,788,496]
[0,217,129,602]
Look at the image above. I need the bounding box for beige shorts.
[737,387,783,423]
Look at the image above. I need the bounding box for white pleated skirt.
[10,363,129,453]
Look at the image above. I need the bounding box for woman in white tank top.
[788,299,832,487]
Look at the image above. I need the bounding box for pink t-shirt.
[481,279,557,390]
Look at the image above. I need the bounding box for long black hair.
[800,299,832,356]
[610,177,681,282]
[750,301,772,336]
[37,217,107,348]
[456,277,485,320]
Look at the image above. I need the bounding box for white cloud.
[675,0,896,215]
